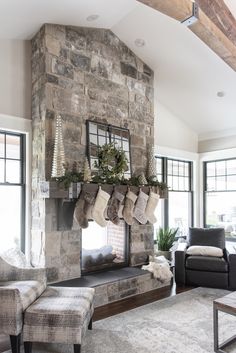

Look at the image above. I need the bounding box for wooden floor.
[0,282,192,353]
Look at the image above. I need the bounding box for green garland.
[53,161,83,189]
[51,147,168,193]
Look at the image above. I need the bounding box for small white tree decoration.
[138,172,148,185]
[147,145,157,179]
[51,114,66,178]
[83,157,92,183]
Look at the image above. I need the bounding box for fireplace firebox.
[81,220,129,273]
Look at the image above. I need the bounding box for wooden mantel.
[138,0,236,72]
[39,181,168,199]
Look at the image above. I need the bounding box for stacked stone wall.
[31,24,155,282]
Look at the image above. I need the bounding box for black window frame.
[156,156,194,234]
[203,157,236,241]
[0,130,26,251]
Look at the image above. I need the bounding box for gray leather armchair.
[175,227,236,290]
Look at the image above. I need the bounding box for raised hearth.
[52,267,171,307]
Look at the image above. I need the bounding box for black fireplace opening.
[81,220,129,274]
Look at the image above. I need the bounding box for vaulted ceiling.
[0,0,236,139]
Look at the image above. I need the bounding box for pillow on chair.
[188,228,225,249]
[186,245,223,257]
[1,248,31,268]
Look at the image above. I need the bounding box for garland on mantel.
[53,143,168,193]
[54,165,168,193]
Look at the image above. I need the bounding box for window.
[153,157,164,238]
[204,158,236,240]
[154,157,193,238]
[0,131,25,251]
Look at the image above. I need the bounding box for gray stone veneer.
[31,24,155,282]
[94,273,169,307]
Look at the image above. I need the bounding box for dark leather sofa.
[175,227,236,290]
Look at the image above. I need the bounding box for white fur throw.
[142,260,173,283]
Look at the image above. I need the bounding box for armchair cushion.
[188,227,225,249]
[0,280,46,335]
[186,245,223,257]
[186,256,228,272]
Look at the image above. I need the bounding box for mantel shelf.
[39,181,168,199]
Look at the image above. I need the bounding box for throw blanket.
[142,257,173,283]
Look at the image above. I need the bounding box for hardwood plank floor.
[0,282,193,353]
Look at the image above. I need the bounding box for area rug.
[4,287,236,353]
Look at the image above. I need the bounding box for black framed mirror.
[86,120,132,178]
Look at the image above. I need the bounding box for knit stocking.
[122,190,137,225]
[92,187,110,227]
[73,190,88,229]
[145,191,160,224]
[107,190,125,225]
[84,190,97,220]
[134,190,149,224]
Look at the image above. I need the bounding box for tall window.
[153,158,164,238]
[154,157,193,238]
[204,158,236,240]
[0,131,25,251]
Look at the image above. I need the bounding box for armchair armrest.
[175,242,188,285]
[225,244,236,290]
[0,287,23,335]
[0,257,46,284]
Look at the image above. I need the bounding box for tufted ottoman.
[23,286,95,353]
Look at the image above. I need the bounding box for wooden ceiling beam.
[137,0,236,71]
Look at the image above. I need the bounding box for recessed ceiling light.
[217,91,225,98]
[134,38,145,47]
[86,14,99,22]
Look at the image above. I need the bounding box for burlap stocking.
[92,187,110,227]
[107,190,125,225]
[73,190,88,229]
[145,191,160,224]
[134,190,149,224]
[122,190,137,225]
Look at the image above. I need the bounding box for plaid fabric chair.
[0,249,46,353]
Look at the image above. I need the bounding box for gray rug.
[4,287,236,353]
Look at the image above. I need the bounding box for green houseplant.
[156,227,178,260]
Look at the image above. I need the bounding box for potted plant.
[156,227,178,260]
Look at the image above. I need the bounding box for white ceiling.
[0,0,236,139]
[0,0,137,39]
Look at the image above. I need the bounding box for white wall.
[199,135,236,153]
[0,39,32,255]
[154,100,198,153]
[0,39,31,120]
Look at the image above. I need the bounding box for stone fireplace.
[31,24,155,283]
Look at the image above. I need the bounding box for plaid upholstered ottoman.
[23,286,95,353]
